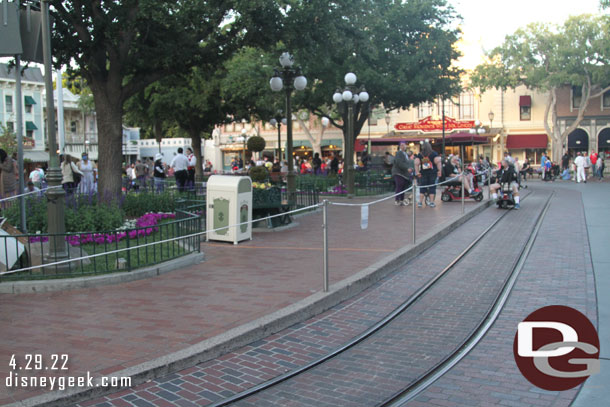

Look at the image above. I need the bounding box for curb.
[9,200,493,407]
[0,252,205,294]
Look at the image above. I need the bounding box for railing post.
[461,170,465,214]
[488,168,492,200]
[322,199,329,292]
[412,179,416,244]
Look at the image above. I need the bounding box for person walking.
[540,152,548,180]
[78,152,96,195]
[562,152,570,171]
[415,141,442,208]
[0,148,16,202]
[61,154,83,200]
[171,147,189,192]
[186,147,196,191]
[391,143,413,206]
[153,153,166,192]
[574,152,587,183]
[596,155,605,180]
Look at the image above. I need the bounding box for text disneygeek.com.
[5,371,131,391]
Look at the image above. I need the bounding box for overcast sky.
[450,0,603,69]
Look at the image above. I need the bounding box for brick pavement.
[0,195,485,406]
[407,184,597,407]
[230,192,552,407]
[73,196,513,407]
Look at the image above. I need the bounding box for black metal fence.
[0,210,202,282]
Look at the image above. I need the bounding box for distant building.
[138,138,193,164]
[0,63,46,161]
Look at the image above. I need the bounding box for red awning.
[506,134,548,149]
[355,140,366,152]
[519,96,532,106]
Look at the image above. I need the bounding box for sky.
[450,0,603,69]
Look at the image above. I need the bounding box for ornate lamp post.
[41,0,69,268]
[269,114,287,161]
[237,128,248,169]
[332,73,369,197]
[270,52,307,204]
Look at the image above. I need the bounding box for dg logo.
[513,305,600,391]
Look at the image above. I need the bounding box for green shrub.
[3,196,124,233]
[3,197,48,233]
[247,135,266,152]
[248,166,269,182]
[121,192,176,218]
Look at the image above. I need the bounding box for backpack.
[69,163,81,185]
[421,157,432,171]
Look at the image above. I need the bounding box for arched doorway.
[567,128,589,157]
[598,128,610,156]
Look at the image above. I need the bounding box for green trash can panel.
[238,178,252,193]
[240,204,249,233]
[213,198,230,235]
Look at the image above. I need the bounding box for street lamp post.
[238,128,248,169]
[488,110,496,159]
[270,52,307,204]
[332,73,369,197]
[270,115,287,162]
[469,119,486,162]
[41,0,69,269]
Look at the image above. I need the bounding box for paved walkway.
[408,181,601,407]
[73,182,604,407]
[0,193,485,406]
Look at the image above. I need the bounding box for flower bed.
[28,212,176,246]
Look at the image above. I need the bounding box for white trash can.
[206,175,252,244]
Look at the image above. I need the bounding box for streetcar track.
[207,192,538,407]
[378,191,554,407]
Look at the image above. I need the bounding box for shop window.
[520,105,531,121]
[459,92,474,120]
[572,86,582,110]
[603,90,610,110]
[418,102,434,118]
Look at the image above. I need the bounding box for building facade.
[556,86,610,158]
[0,63,45,161]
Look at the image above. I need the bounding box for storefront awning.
[519,96,531,106]
[506,134,548,149]
[26,121,38,131]
[24,96,37,105]
[321,139,342,148]
[444,132,489,145]
[23,150,49,162]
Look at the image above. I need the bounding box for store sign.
[395,116,475,132]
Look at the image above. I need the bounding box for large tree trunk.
[190,132,203,182]
[91,83,124,201]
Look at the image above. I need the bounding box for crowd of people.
[228,151,349,176]
[390,141,490,208]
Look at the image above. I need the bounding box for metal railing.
[0,210,202,282]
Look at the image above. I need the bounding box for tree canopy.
[470,14,610,161]
[49,0,281,197]
[219,0,462,144]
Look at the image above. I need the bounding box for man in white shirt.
[574,152,587,183]
[171,147,190,192]
[186,147,196,191]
